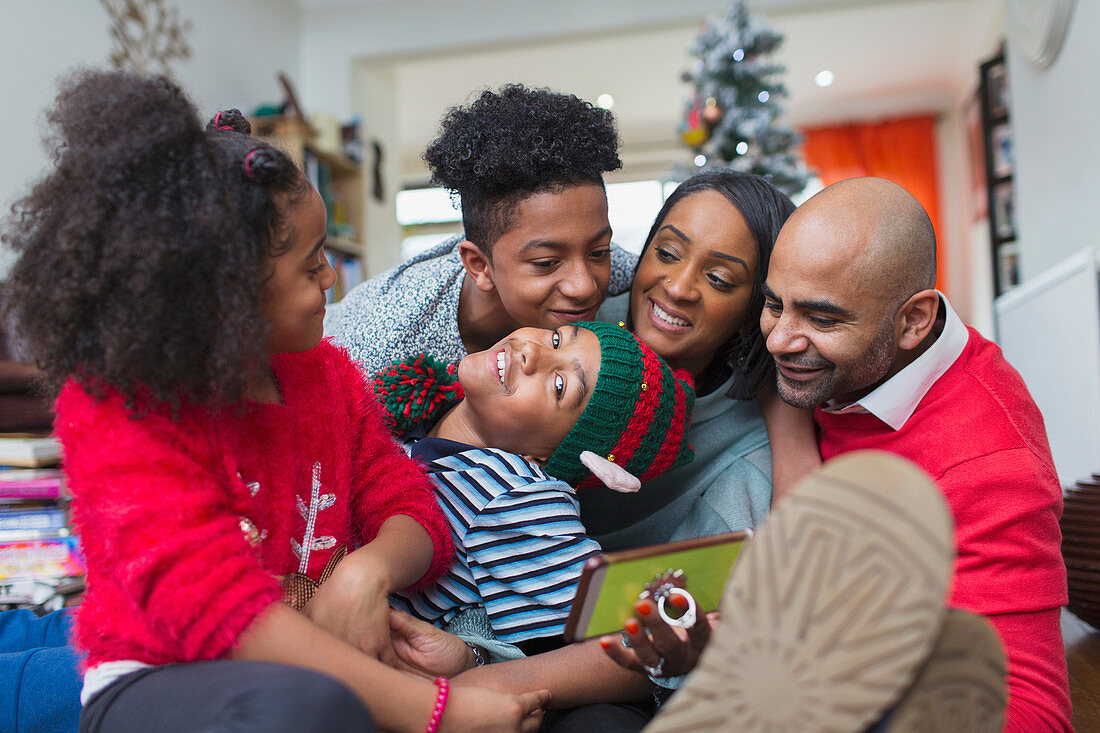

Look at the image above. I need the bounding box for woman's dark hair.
[423,83,621,256]
[1,70,308,413]
[630,170,795,400]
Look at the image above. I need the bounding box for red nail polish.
[624,618,640,635]
[599,637,611,649]
[670,593,689,610]
[635,601,651,616]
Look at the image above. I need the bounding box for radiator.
[994,247,1100,483]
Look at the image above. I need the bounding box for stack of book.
[0,433,84,610]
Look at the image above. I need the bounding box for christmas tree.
[678,1,810,196]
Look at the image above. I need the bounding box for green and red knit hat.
[544,321,695,488]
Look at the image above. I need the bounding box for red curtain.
[800,115,944,291]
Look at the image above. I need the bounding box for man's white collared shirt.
[821,292,969,431]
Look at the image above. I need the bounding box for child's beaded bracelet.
[426,676,449,733]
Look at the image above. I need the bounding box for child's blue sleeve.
[442,606,526,664]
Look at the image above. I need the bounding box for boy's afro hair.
[425,84,621,198]
[423,84,620,249]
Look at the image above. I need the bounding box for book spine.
[0,508,66,533]
[0,576,76,606]
[0,481,61,500]
[0,536,84,580]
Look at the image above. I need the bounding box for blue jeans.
[0,608,82,733]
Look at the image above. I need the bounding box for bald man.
[762,178,1071,731]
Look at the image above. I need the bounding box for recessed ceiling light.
[597,93,615,109]
[694,154,707,167]
[815,70,835,87]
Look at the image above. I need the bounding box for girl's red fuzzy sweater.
[55,340,453,669]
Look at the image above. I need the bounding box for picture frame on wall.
[986,61,1009,119]
[979,49,1016,297]
[997,242,1019,292]
[992,181,1016,240]
[991,124,1014,179]
[966,92,988,221]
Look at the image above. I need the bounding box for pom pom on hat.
[373,354,464,436]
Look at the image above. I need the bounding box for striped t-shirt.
[391,435,600,644]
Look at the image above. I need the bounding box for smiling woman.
[630,189,758,379]
[581,170,823,718]
[587,170,809,549]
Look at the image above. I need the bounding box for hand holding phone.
[563,530,749,643]
[602,605,719,678]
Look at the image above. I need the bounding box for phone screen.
[577,536,746,639]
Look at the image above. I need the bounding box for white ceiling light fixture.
[814,70,835,87]
[597,93,615,109]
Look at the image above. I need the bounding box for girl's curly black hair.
[1,69,307,413]
[629,170,796,400]
[423,84,621,255]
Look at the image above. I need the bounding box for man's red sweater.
[817,327,1071,732]
[56,340,453,669]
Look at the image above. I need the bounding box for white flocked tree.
[678,1,811,196]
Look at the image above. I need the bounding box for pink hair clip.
[214,112,235,132]
[243,149,259,180]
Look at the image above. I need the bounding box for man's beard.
[774,322,896,409]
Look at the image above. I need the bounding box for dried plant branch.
[102,0,191,77]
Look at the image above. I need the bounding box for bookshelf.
[250,116,367,302]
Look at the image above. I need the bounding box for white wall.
[300,0,732,121]
[1008,1,1100,283]
[330,1,1000,186]
[0,2,113,277]
[941,0,1005,336]
[1001,3,1100,480]
[301,0,732,276]
[173,0,302,118]
[0,0,301,279]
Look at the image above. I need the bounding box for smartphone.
[563,530,750,642]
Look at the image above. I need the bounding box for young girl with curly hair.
[2,70,548,733]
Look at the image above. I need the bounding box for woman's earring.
[734,335,751,369]
[666,278,671,283]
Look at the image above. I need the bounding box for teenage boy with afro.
[326,84,634,375]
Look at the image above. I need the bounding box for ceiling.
[335,0,1003,181]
